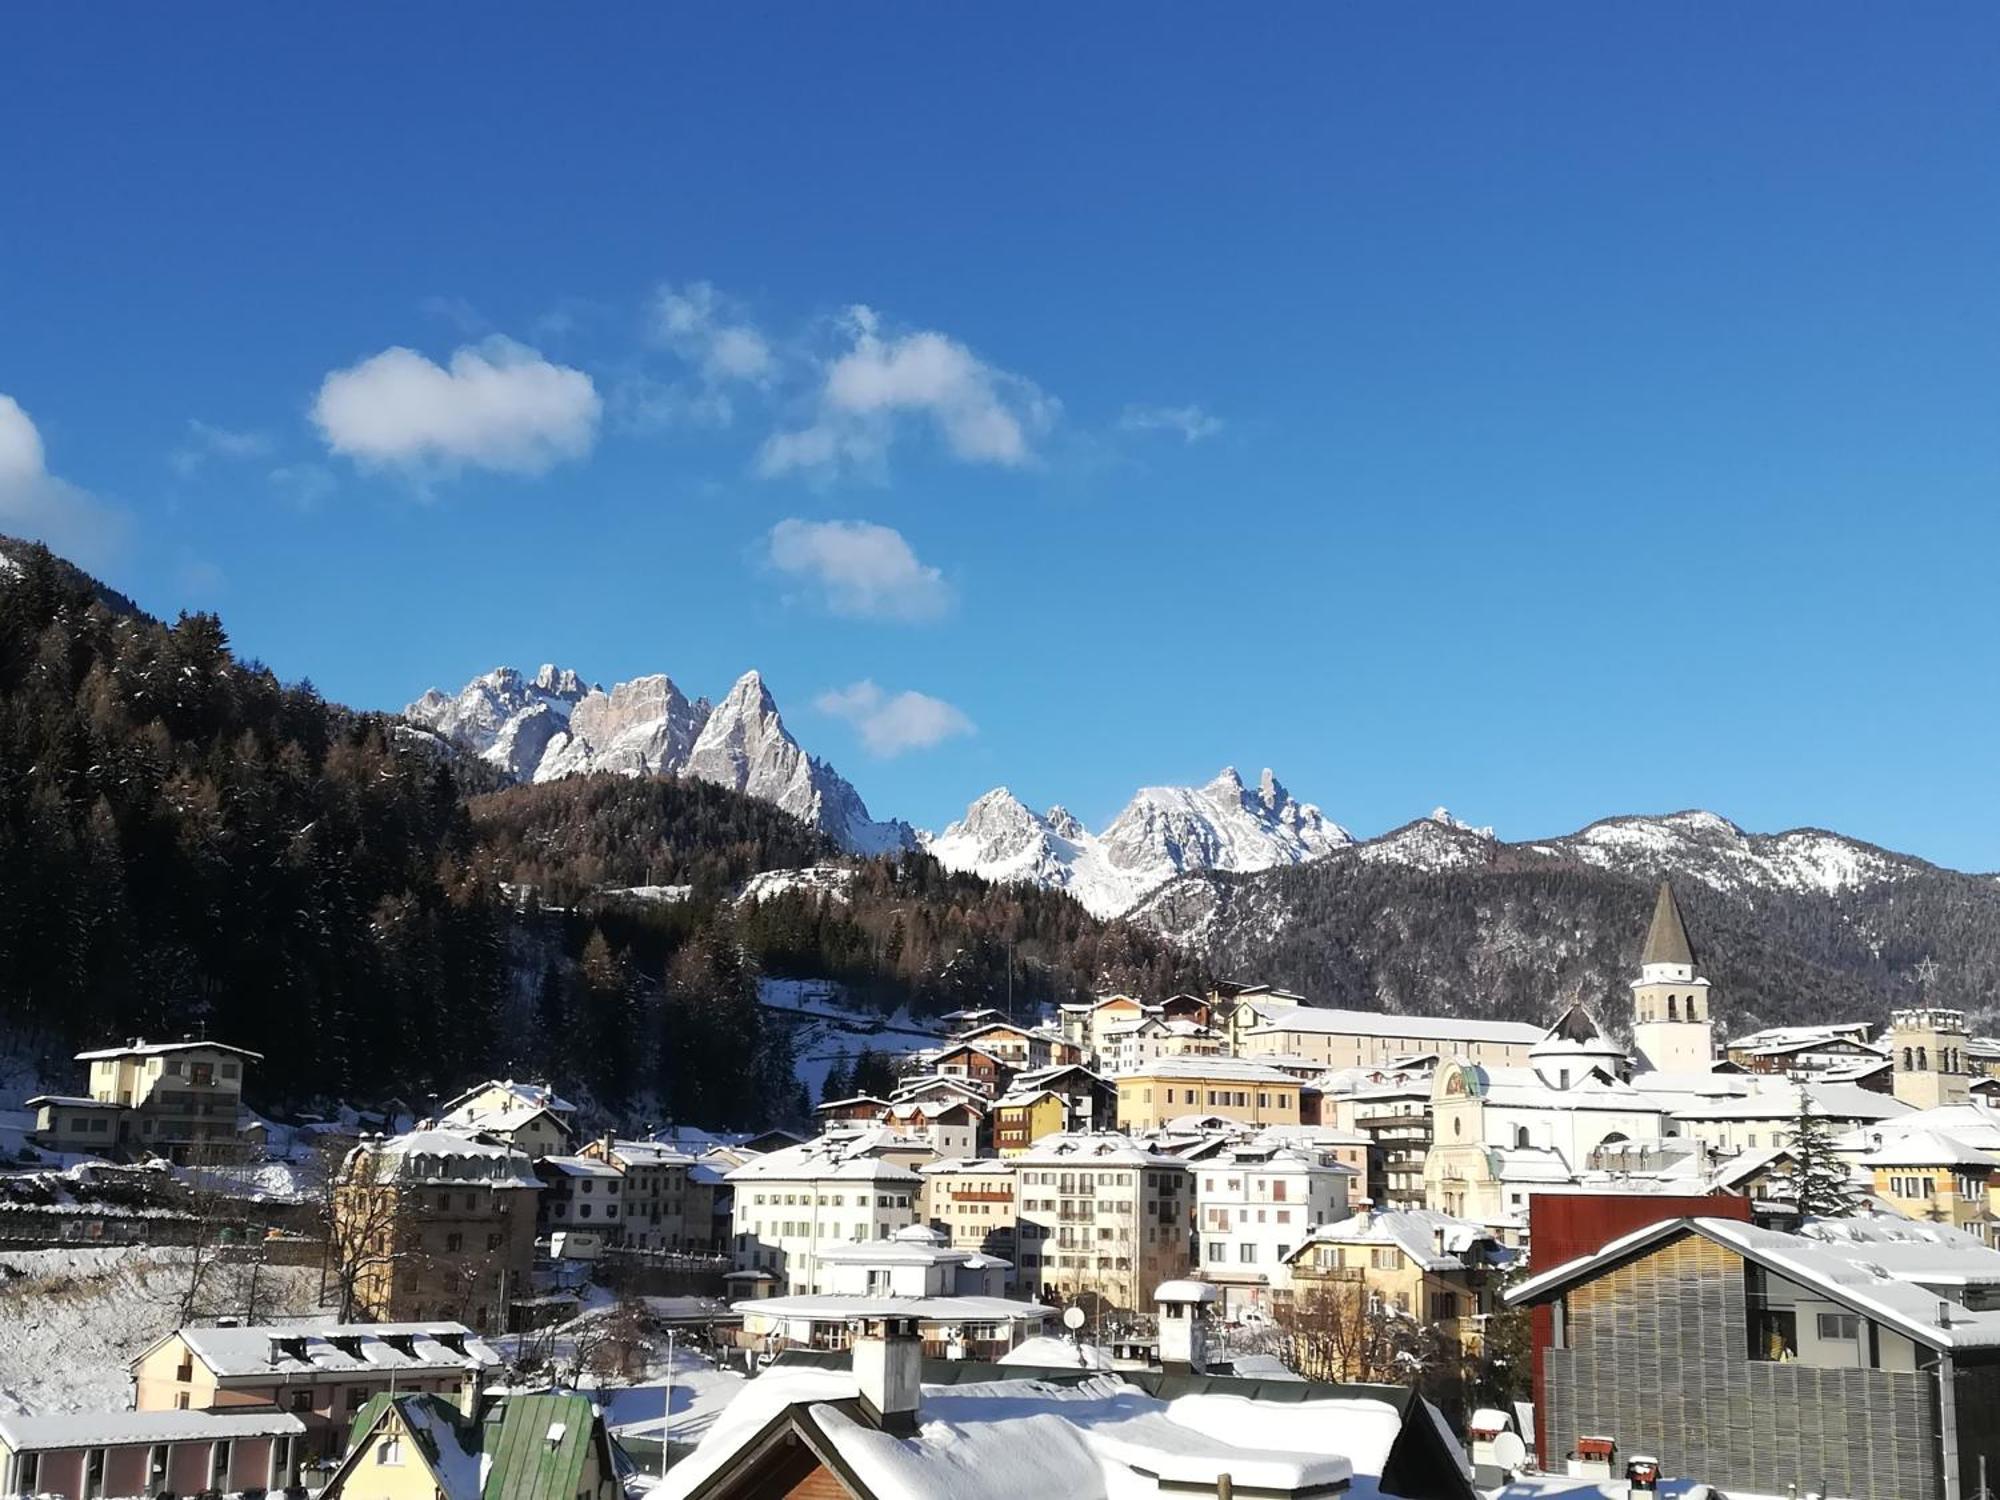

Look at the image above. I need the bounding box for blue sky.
[4,6,1999,868]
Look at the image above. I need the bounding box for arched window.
[1917,1047,1928,1071]
[1513,1125,1531,1150]
[1904,1048,1914,1070]
[1667,995,1679,1022]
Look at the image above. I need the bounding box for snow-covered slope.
[1531,811,1917,896]
[406,665,914,855]
[925,767,1352,917]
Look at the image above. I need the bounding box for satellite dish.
[1491,1432,1528,1471]
[1062,1306,1087,1330]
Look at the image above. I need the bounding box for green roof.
[480,1391,604,1500]
[336,1390,607,1500]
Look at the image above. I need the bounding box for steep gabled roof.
[1641,881,1697,968]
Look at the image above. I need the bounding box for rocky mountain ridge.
[407,664,914,855]
[922,766,1351,918]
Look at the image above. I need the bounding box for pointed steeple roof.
[1642,880,1697,968]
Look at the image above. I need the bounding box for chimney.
[852,1316,921,1435]
[1156,1281,1215,1376]
[459,1364,487,1419]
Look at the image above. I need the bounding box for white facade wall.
[729,1173,919,1295]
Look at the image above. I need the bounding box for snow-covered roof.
[1246,1007,1545,1046]
[1118,1056,1307,1085]
[1667,1081,1911,1122]
[659,1367,1387,1500]
[1453,1064,1669,1113]
[1290,1208,1498,1273]
[163,1321,500,1379]
[1508,1216,2000,1352]
[351,1129,541,1187]
[601,1138,695,1167]
[996,1335,1113,1370]
[74,1039,263,1061]
[437,1078,577,1118]
[1011,1131,1192,1169]
[1858,1128,1999,1168]
[816,1226,1011,1270]
[24,1094,121,1109]
[538,1154,624,1179]
[0,1408,307,1451]
[724,1133,925,1184]
[1154,1279,1217,1304]
[737,1294,1052,1324]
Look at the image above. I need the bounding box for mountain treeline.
[0,542,1201,1129]
[1149,853,2000,1039]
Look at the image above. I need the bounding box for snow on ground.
[735,866,855,907]
[756,979,943,1103]
[594,1350,748,1448]
[602,885,695,904]
[0,1246,327,1416]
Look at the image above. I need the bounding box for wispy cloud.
[0,393,128,567]
[815,679,975,757]
[311,336,601,480]
[1119,402,1223,444]
[764,518,952,622]
[761,306,1056,478]
[170,419,274,477]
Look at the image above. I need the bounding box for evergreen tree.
[1788,1094,1862,1217]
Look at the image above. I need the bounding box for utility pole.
[661,1326,677,1477]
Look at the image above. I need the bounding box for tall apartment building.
[726,1133,928,1296]
[917,1157,1019,1273]
[1193,1142,1355,1318]
[333,1130,541,1330]
[67,1039,262,1162]
[1012,1133,1193,1315]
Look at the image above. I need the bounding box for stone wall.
[1542,1231,1939,1499]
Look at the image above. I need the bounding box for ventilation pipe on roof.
[1939,1300,1954,1330]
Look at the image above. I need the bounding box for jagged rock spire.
[1642,880,1697,968]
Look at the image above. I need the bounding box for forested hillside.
[0,541,1199,1127]
[1137,845,2000,1039]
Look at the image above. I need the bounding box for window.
[446,1233,463,1252]
[290,1391,312,1412]
[1239,1244,1257,1264]
[1752,1308,1799,1361]
[1817,1312,1860,1342]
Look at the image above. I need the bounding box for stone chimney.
[852,1316,921,1435]
[459,1364,487,1419]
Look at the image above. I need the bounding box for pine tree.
[1789,1094,1862,1218]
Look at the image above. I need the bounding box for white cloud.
[0,394,128,567]
[1119,402,1223,444]
[765,517,952,622]
[650,281,775,385]
[171,419,273,477]
[311,336,601,478]
[815,679,975,757]
[759,305,1056,477]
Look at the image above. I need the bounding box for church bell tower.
[1630,881,1715,1074]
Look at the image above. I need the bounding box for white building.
[1193,1141,1356,1317]
[726,1132,929,1296]
[1667,1078,1911,1156]
[1012,1132,1195,1314]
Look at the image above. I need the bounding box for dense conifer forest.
[0,541,1200,1127]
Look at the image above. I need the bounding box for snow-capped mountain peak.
[1427,806,1496,839]
[925,765,1353,917]
[405,663,912,855]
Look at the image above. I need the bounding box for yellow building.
[992,1089,1069,1155]
[1115,1057,1304,1131]
[918,1157,1019,1267]
[323,1390,617,1500]
[68,1039,261,1162]
[1859,1128,1998,1236]
[1280,1207,1503,1358]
